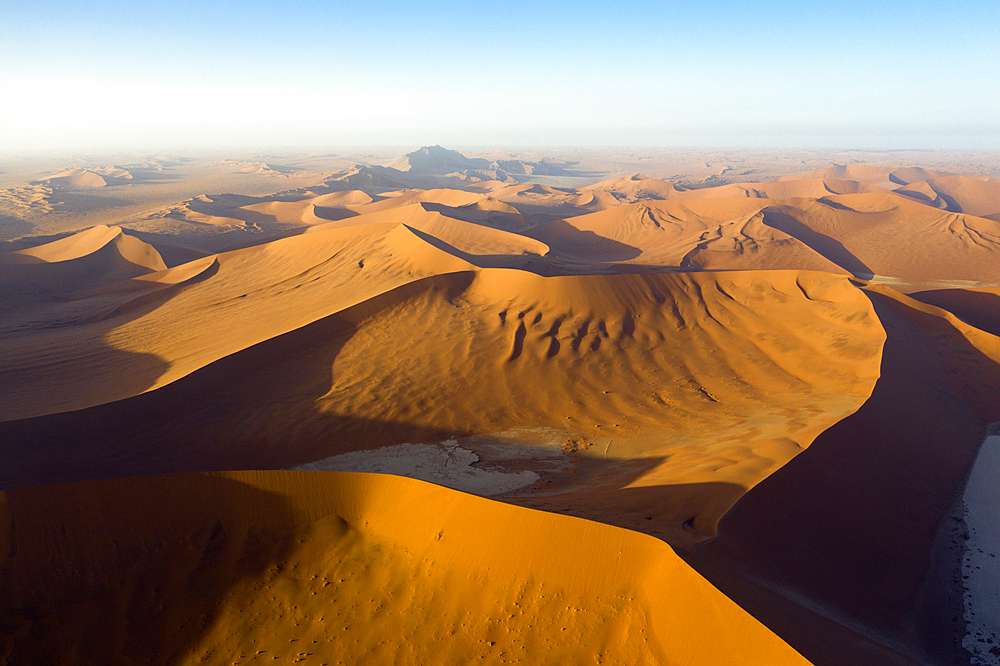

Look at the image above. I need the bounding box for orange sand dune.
[351,187,487,214]
[0,226,166,310]
[688,286,1000,665]
[0,221,471,420]
[532,192,1000,287]
[4,224,162,268]
[528,198,845,272]
[4,151,1000,665]
[778,164,948,185]
[149,190,373,236]
[305,189,374,207]
[0,470,808,665]
[306,202,547,266]
[582,174,884,204]
[440,196,529,230]
[759,194,1000,288]
[0,265,883,548]
[240,199,346,227]
[691,177,884,200]
[32,168,108,188]
[894,174,1000,219]
[580,173,682,201]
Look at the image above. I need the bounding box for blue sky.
[1,0,997,152]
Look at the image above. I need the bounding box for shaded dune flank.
[911,286,1000,336]
[894,175,1000,219]
[0,471,808,665]
[0,221,473,420]
[0,225,166,296]
[689,287,1000,665]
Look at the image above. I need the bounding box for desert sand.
[0,470,811,665]
[3,146,1000,664]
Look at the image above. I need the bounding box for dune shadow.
[0,215,34,243]
[312,205,359,222]
[0,274,476,490]
[0,247,233,426]
[910,288,1000,337]
[526,219,643,262]
[402,224,554,274]
[761,207,875,279]
[507,478,746,546]
[683,288,1000,665]
[0,473,307,664]
[419,201,526,231]
[814,196,859,212]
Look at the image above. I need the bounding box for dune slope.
[687,286,1000,665]
[0,470,809,665]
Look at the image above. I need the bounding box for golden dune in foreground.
[0,471,808,665]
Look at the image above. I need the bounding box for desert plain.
[2,146,1000,664]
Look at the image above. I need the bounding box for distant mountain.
[321,164,410,194]
[396,145,491,174]
[394,146,573,183]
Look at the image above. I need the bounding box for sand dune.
[528,199,846,273]
[894,174,1000,219]
[581,173,682,201]
[529,192,1000,288]
[688,286,1000,664]
[33,168,108,188]
[758,195,1000,288]
[778,164,948,186]
[0,226,167,312]
[241,199,345,227]
[307,203,547,264]
[583,174,883,204]
[4,224,162,267]
[0,470,808,664]
[694,177,884,199]
[29,166,136,189]
[0,221,473,421]
[351,187,487,214]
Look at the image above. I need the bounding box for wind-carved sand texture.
[2,147,1000,665]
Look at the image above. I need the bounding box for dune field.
[2,146,1000,664]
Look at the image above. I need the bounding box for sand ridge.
[0,470,810,665]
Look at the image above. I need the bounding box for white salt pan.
[294,440,540,496]
[962,432,1000,664]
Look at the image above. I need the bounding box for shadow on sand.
[761,207,875,279]
[682,287,1000,666]
[0,473,305,664]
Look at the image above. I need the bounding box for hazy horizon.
[2,0,998,153]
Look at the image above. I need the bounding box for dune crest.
[0,470,809,665]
